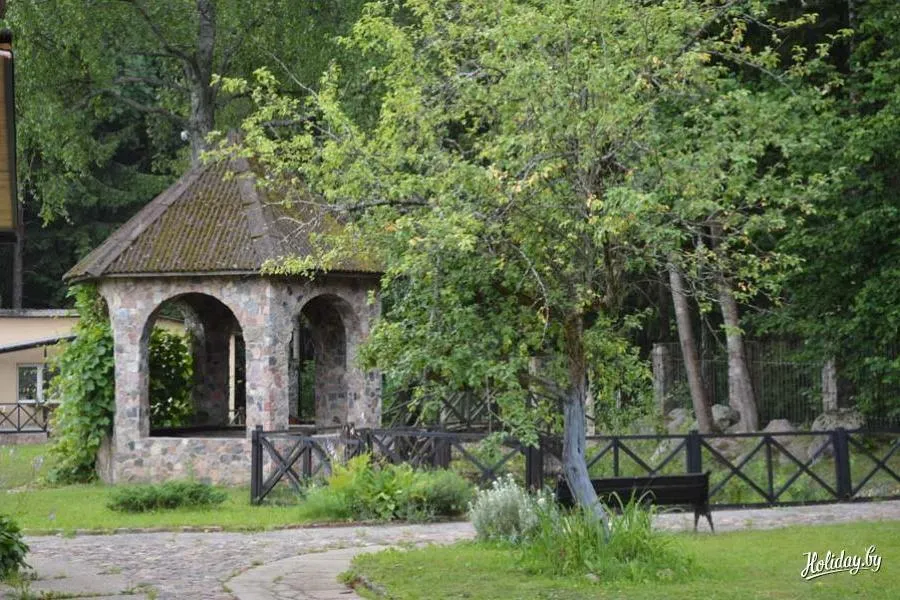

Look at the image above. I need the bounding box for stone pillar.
[243,282,290,433]
[103,284,152,454]
[349,291,381,428]
[822,357,838,413]
[652,343,673,414]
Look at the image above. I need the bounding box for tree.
[229,0,835,521]
[2,0,368,306]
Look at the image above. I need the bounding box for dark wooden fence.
[0,403,55,433]
[250,426,900,507]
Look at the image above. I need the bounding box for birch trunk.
[562,316,610,537]
[668,262,715,433]
[717,276,759,431]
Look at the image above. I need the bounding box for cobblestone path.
[15,500,900,600]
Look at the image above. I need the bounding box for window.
[16,364,57,404]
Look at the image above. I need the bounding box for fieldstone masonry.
[98,274,381,484]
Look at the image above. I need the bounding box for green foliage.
[0,515,29,579]
[301,454,473,522]
[106,481,227,513]
[47,286,193,483]
[46,286,116,484]
[521,497,695,582]
[148,329,194,428]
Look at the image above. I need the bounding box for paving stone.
[14,501,900,600]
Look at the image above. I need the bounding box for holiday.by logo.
[801,545,882,580]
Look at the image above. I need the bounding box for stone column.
[102,283,152,454]
[652,343,673,414]
[350,290,381,428]
[243,282,290,433]
[822,357,838,413]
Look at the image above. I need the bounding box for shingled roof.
[64,158,379,282]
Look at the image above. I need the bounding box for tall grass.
[521,495,696,582]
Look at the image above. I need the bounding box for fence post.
[433,436,451,469]
[833,427,852,500]
[686,430,702,474]
[250,425,263,505]
[525,439,544,491]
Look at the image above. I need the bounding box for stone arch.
[290,293,362,429]
[142,292,246,433]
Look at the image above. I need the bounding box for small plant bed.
[297,454,474,522]
[348,521,900,599]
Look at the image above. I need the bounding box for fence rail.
[0,403,56,433]
[250,426,900,507]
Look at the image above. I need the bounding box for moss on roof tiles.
[64,158,380,281]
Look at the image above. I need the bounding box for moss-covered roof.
[64,157,379,282]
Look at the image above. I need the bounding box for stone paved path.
[3,501,899,600]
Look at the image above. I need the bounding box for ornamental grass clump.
[521,494,696,582]
[468,475,551,543]
[107,481,227,512]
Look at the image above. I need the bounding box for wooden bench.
[555,472,714,532]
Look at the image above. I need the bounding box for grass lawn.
[348,521,900,599]
[0,443,331,533]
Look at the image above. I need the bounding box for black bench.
[555,472,714,532]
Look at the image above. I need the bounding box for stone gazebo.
[64,158,381,484]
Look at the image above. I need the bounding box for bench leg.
[694,506,714,533]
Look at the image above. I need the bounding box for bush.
[468,475,550,543]
[0,515,29,579]
[521,495,696,582]
[107,481,227,512]
[300,454,473,522]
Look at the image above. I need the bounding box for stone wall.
[97,435,251,485]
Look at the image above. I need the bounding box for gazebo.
[64,157,382,484]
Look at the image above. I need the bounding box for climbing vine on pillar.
[47,285,115,483]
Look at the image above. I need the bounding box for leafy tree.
[231,0,825,522]
[2,1,368,306]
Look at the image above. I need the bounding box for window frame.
[15,363,58,405]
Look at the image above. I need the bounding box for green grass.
[2,484,330,533]
[348,521,900,599]
[0,444,52,489]
[0,444,336,533]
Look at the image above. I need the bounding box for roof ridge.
[64,166,210,281]
[232,156,276,264]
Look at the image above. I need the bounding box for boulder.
[762,419,795,434]
[665,408,693,434]
[810,408,865,432]
[711,404,741,430]
[807,408,866,462]
[762,419,806,463]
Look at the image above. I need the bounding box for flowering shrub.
[468,475,553,542]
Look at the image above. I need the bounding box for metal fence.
[250,426,900,507]
[654,341,900,427]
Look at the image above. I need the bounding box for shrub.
[468,475,550,542]
[0,515,29,579]
[521,495,696,582]
[300,454,473,522]
[107,481,227,512]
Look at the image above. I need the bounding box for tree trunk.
[562,315,610,537]
[668,262,715,433]
[12,200,23,308]
[186,0,217,165]
[716,276,759,431]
